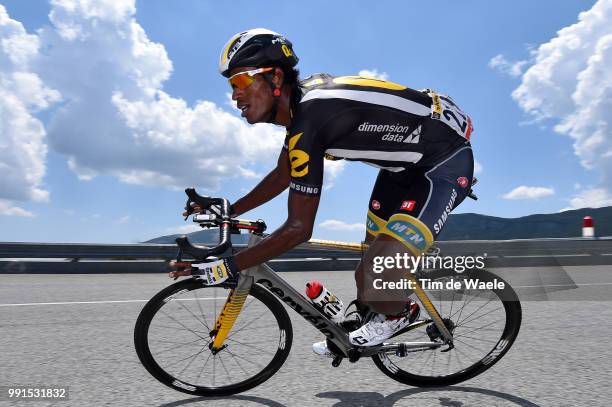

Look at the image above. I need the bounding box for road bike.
[134,189,522,396]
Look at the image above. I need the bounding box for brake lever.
[183,196,194,221]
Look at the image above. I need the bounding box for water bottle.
[305,280,344,323]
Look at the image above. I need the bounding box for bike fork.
[209,274,253,353]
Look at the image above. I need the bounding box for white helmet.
[219,28,299,77]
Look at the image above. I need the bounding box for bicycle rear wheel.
[372,269,521,386]
[134,279,292,396]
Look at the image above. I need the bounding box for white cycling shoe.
[312,301,421,356]
[312,341,334,357]
[348,301,420,347]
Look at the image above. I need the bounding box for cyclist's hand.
[182,203,203,217]
[169,257,238,284]
[182,203,223,218]
[169,261,193,279]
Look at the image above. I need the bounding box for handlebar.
[183,187,231,217]
[176,188,232,261]
[176,188,267,261]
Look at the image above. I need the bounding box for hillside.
[437,206,611,240]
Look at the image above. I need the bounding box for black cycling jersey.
[284,74,473,196]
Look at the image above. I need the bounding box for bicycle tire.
[134,279,293,396]
[372,268,521,387]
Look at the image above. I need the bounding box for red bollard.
[582,216,595,238]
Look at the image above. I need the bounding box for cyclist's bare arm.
[232,148,290,216]
[234,191,320,270]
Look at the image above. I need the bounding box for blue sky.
[1,0,611,243]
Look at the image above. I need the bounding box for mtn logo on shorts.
[366,215,381,233]
[457,177,469,188]
[386,220,427,251]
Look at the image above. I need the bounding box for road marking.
[601,253,612,256]
[504,255,549,258]
[0,297,224,307]
[515,282,612,288]
[504,254,591,258]
[2,280,612,308]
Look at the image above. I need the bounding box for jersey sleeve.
[285,117,325,197]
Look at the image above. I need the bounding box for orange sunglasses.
[228,67,274,90]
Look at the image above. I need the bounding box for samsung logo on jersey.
[358,122,412,134]
[290,181,319,195]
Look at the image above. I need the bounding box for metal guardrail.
[1,238,611,274]
[0,240,364,273]
[0,241,358,260]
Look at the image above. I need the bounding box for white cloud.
[563,187,612,210]
[502,186,555,200]
[358,69,389,81]
[511,0,612,205]
[0,5,60,214]
[0,199,34,217]
[323,159,346,190]
[14,0,283,192]
[474,160,483,175]
[488,54,528,77]
[117,215,130,224]
[319,219,365,232]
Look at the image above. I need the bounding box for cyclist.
[174,28,474,349]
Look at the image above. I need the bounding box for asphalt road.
[1,266,611,407]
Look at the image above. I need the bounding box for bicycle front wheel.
[134,279,293,396]
[372,268,521,387]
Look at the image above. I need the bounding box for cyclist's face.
[230,67,274,124]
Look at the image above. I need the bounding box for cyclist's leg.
[360,218,433,316]
[357,145,474,315]
[355,169,428,315]
[355,169,394,304]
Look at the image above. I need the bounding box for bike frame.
[209,232,452,357]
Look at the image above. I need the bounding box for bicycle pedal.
[331,356,343,367]
[347,349,361,363]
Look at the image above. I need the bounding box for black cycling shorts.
[366,143,474,254]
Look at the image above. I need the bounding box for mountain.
[145,228,251,244]
[437,206,612,240]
